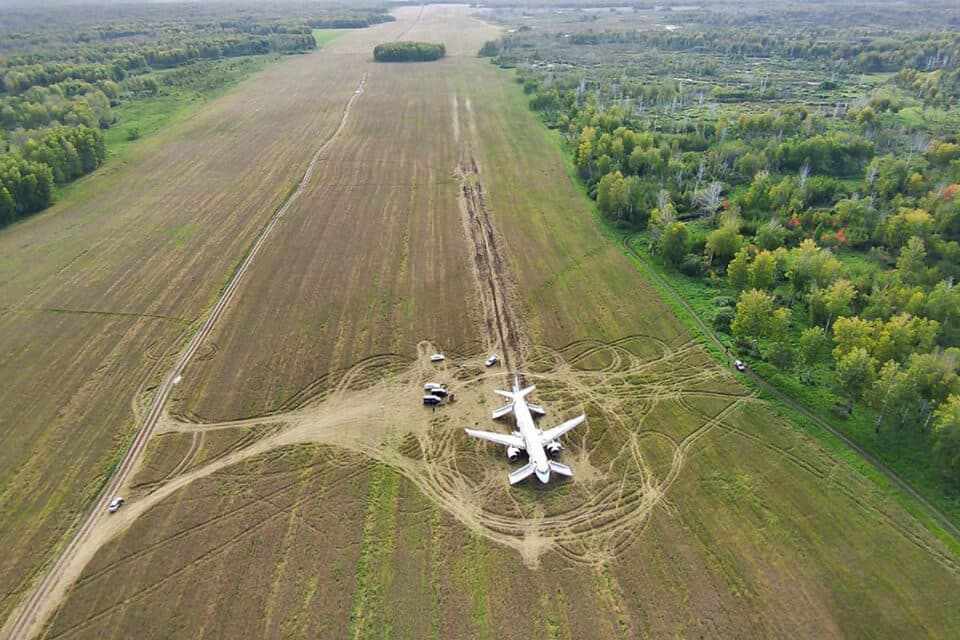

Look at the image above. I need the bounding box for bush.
[679,253,706,276]
[373,41,445,62]
[713,306,735,333]
[478,40,500,57]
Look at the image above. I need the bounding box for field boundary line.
[620,233,960,545]
[1,71,369,640]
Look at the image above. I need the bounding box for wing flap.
[465,428,524,449]
[539,414,585,444]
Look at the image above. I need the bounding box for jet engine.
[546,440,562,455]
[506,446,520,462]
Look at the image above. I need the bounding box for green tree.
[755,218,787,250]
[836,347,878,413]
[821,279,857,328]
[832,315,877,361]
[732,289,788,342]
[748,249,778,290]
[799,326,831,366]
[925,281,960,345]
[869,360,918,430]
[787,239,841,293]
[727,247,751,289]
[705,224,742,264]
[0,186,14,226]
[659,222,688,266]
[896,236,928,286]
[933,395,960,485]
[596,171,630,220]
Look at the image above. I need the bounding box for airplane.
[465,376,585,485]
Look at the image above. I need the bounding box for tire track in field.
[1,72,371,640]
[455,152,525,373]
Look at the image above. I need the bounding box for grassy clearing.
[349,464,400,640]
[108,56,278,160]
[312,29,350,48]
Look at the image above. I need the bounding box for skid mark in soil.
[455,154,526,373]
[105,338,753,569]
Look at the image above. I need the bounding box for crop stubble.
[15,5,960,640]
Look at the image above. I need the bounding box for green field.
[4,4,960,639]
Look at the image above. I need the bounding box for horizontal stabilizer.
[492,403,514,419]
[528,403,546,416]
[509,462,536,485]
[548,461,573,477]
[465,428,524,449]
[495,384,536,401]
[539,414,586,444]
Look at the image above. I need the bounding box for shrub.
[713,306,735,333]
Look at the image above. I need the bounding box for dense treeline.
[308,14,396,29]
[373,42,446,62]
[505,8,960,491]
[550,29,960,76]
[0,1,396,229]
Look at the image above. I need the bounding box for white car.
[107,497,125,513]
[485,354,499,367]
[423,395,443,406]
[430,353,445,362]
[734,359,747,372]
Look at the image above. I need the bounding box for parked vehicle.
[423,395,443,406]
[485,354,499,367]
[108,497,125,513]
[734,360,747,372]
[430,353,445,362]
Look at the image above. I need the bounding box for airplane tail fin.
[548,461,573,478]
[509,462,536,485]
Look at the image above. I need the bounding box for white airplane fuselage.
[464,376,583,485]
[511,385,552,483]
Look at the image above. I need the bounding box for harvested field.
[0,14,410,628]
[6,5,960,640]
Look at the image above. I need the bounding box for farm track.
[72,335,752,567]
[13,6,960,636]
[621,233,960,544]
[0,72,370,640]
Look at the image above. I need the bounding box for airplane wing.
[538,414,585,444]
[464,428,524,449]
[491,403,514,419]
[493,389,515,400]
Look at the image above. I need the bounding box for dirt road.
[0,72,370,640]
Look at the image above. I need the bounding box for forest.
[0,1,394,228]
[483,0,960,509]
[373,41,446,62]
